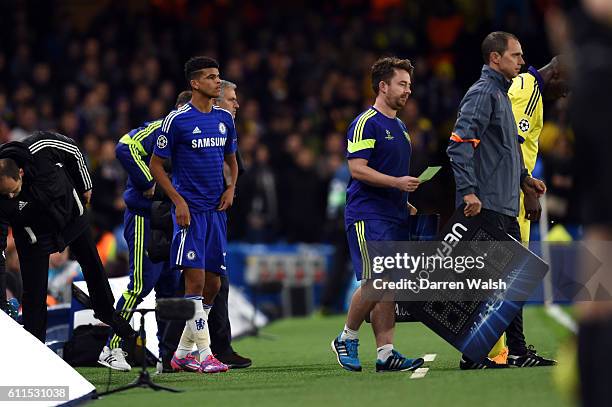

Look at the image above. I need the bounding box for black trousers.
[209,275,233,355]
[479,208,527,355]
[17,228,118,343]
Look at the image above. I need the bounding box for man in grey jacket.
[447,31,555,369]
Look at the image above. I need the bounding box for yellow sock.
[488,334,506,358]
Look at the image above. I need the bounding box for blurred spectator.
[58,111,80,141]
[282,147,326,242]
[238,145,279,243]
[37,98,56,130]
[62,84,81,112]
[5,270,22,304]
[90,139,126,232]
[539,99,575,224]
[47,248,83,304]
[401,99,436,173]
[320,161,352,314]
[318,132,345,179]
[82,133,101,169]
[541,132,574,223]
[31,63,53,100]
[10,104,37,141]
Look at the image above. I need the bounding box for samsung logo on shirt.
[192,137,227,148]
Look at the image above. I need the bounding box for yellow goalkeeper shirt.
[508,67,544,174]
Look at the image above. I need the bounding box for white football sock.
[175,296,201,359]
[198,300,212,362]
[339,324,359,341]
[198,302,213,360]
[174,328,194,359]
[377,344,394,361]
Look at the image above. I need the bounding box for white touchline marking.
[410,367,429,379]
[545,304,577,333]
[423,353,437,362]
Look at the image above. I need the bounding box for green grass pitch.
[78,306,575,407]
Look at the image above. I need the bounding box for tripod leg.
[97,371,182,396]
[97,312,182,397]
[149,382,183,393]
[138,371,182,393]
[97,381,142,396]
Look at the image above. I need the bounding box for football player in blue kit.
[150,56,238,374]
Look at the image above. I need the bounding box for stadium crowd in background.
[0,1,574,300]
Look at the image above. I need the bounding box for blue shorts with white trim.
[170,209,227,275]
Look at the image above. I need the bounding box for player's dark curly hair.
[184,56,219,82]
[371,57,414,95]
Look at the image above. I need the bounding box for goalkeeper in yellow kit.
[489,56,569,365]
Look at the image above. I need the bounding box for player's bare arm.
[348,158,419,192]
[218,153,238,211]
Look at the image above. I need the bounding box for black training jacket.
[0,131,92,269]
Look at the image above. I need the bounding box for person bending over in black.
[0,131,135,343]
